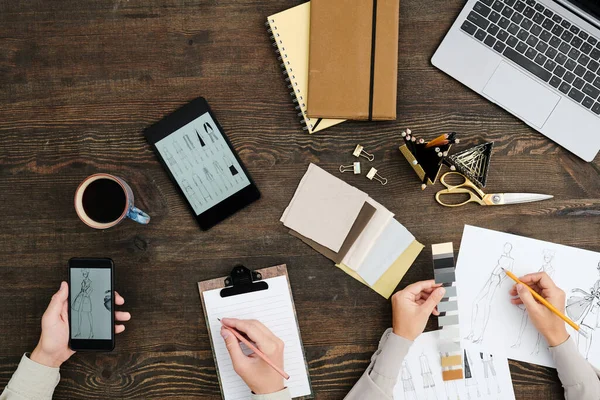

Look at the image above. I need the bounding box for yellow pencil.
[502,268,588,337]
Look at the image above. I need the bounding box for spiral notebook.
[266,2,345,134]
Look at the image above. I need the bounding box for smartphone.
[68,258,115,351]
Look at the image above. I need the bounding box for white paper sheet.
[457,225,600,369]
[203,276,312,400]
[342,197,395,271]
[393,331,515,399]
[357,219,414,286]
[281,163,368,253]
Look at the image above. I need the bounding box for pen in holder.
[399,130,459,190]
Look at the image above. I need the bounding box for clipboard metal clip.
[221,265,269,298]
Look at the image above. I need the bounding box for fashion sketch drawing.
[463,349,480,399]
[72,268,94,339]
[480,353,500,395]
[465,242,514,344]
[512,250,555,353]
[419,352,438,400]
[400,361,418,400]
[181,179,202,209]
[173,140,193,170]
[566,260,600,359]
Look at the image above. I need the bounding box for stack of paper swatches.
[281,163,423,299]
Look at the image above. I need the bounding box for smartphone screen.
[68,258,115,351]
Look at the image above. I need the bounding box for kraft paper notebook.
[198,265,313,400]
[308,0,400,120]
[266,2,345,133]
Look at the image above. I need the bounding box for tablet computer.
[144,97,260,230]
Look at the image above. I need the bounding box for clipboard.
[198,264,314,400]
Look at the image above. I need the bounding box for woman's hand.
[510,272,569,347]
[221,318,285,395]
[30,281,131,368]
[392,280,446,341]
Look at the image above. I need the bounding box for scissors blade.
[501,193,554,204]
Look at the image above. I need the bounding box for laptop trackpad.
[482,61,560,128]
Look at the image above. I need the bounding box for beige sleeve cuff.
[251,388,292,400]
[370,332,413,394]
[549,336,600,399]
[3,354,60,399]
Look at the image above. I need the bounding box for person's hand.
[220,318,285,395]
[392,280,446,341]
[510,272,569,347]
[30,281,131,368]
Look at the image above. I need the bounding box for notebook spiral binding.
[266,20,311,131]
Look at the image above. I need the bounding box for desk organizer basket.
[399,143,452,186]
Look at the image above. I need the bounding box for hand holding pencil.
[507,271,572,347]
[220,318,287,394]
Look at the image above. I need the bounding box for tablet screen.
[155,112,251,215]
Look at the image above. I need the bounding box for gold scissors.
[435,172,553,207]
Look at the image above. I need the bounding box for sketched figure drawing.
[192,173,212,201]
[480,353,500,395]
[512,250,556,353]
[566,260,600,359]
[203,122,222,152]
[213,160,232,189]
[400,361,418,400]
[465,242,514,344]
[419,352,438,400]
[181,179,202,209]
[163,148,182,175]
[183,134,195,151]
[223,155,241,184]
[72,268,94,339]
[444,377,460,400]
[463,349,480,399]
[195,129,206,147]
[204,167,223,194]
[173,140,193,170]
[183,134,201,164]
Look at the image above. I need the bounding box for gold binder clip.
[339,162,361,175]
[353,145,375,162]
[366,168,388,185]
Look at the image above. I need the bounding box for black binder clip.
[220,265,269,298]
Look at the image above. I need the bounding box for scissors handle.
[435,188,486,207]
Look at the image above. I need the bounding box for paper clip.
[366,168,388,185]
[353,145,375,162]
[339,162,361,174]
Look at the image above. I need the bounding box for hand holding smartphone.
[68,258,116,351]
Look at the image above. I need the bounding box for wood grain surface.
[0,0,598,398]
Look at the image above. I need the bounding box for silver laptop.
[433,0,600,162]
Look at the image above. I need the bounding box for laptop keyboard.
[461,0,600,116]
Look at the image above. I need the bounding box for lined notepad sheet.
[203,276,312,400]
[266,2,344,133]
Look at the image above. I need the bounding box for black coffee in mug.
[82,178,127,223]
[75,173,150,229]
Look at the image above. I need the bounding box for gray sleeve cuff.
[372,332,413,379]
[549,336,600,390]
[251,388,292,400]
[4,354,60,399]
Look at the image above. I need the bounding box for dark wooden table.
[1,0,598,398]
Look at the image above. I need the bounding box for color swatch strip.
[432,242,463,381]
